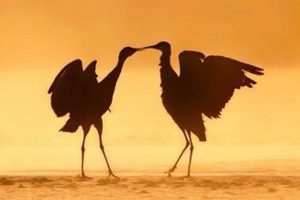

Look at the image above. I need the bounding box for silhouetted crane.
[144,41,264,177]
[48,47,139,178]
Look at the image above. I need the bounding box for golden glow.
[0,0,300,173]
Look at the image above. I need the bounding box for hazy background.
[0,0,299,173]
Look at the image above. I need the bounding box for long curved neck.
[159,50,178,91]
[159,51,171,68]
[98,56,126,95]
[99,55,126,87]
[94,56,128,113]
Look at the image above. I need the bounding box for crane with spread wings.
[48,47,139,178]
[144,41,264,177]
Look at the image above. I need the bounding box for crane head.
[119,47,141,60]
[142,41,171,53]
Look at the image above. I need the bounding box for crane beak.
[128,45,158,52]
[134,47,145,51]
[140,44,157,50]
[131,47,149,52]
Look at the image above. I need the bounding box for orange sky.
[1,0,300,69]
[0,0,300,171]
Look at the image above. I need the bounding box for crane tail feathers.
[192,126,206,142]
[59,119,79,133]
[196,131,206,141]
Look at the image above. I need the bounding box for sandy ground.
[0,175,299,200]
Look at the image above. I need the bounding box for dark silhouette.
[48,47,140,178]
[144,41,264,177]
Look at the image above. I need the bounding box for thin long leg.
[166,129,190,177]
[187,132,194,177]
[95,120,118,178]
[81,127,90,178]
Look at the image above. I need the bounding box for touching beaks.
[130,45,158,52]
[134,47,144,51]
[127,45,158,53]
[133,47,148,51]
[140,45,157,50]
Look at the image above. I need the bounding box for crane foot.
[164,166,176,177]
[108,170,119,179]
[80,174,92,180]
[184,174,191,178]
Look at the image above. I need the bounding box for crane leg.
[81,127,90,179]
[186,132,194,177]
[95,120,118,178]
[165,129,190,177]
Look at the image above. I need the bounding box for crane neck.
[159,50,172,68]
[110,56,127,76]
[158,49,179,92]
[117,56,127,68]
[98,55,128,89]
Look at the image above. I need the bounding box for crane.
[48,47,140,178]
[143,41,264,177]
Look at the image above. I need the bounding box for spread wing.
[48,59,83,117]
[70,61,99,117]
[179,51,264,119]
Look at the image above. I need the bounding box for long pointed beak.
[129,45,157,52]
[140,45,157,50]
[134,47,145,51]
[133,47,150,52]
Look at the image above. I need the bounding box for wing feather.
[48,59,83,117]
[179,53,264,119]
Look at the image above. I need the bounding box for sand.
[0,175,299,200]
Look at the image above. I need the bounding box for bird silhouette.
[48,47,140,178]
[143,41,264,177]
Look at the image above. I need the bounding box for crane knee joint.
[185,142,190,147]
